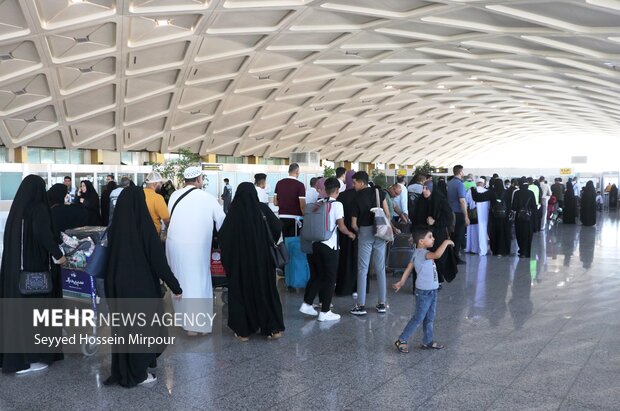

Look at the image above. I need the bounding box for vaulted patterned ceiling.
[1,0,620,165]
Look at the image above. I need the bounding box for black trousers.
[281,218,301,237]
[452,212,466,255]
[304,242,339,312]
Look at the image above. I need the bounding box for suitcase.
[64,226,107,244]
[284,236,310,288]
[395,221,412,234]
[387,234,415,273]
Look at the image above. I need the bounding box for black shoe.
[376,303,387,313]
[350,305,367,315]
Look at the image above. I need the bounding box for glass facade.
[0,147,8,163]
[27,148,84,164]
[216,155,244,164]
[0,172,22,200]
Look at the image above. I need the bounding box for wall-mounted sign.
[396,169,408,176]
[560,168,572,175]
[571,156,587,164]
[202,163,223,171]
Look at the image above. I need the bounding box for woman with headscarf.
[511,178,537,258]
[47,183,89,239]
[412,181,458,283]
[100,180,118,226]
[335,170,359,296]
[75,180,101,225]
[315,177,327,200]
[104,186,182,387]
[563,181,577,224]
[579,181,597,227]
[219,182,285,341]
[0,175,66,374]
[470,178,512,256]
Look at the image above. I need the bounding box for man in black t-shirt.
[349,171,392,316]
[274,163,306,237]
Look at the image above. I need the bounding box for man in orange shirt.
[144,172,170,235]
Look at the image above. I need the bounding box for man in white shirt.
[254,173,269,203]
[336,167,347,193]
[299,177,356,321]
[572,177,581,198]
[306,177,319,204]
[539,176,552,230]
[393,175,409,224]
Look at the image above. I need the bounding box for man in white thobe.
[166,166,226,335]
[466,178,489,256]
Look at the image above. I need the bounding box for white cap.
[183,166,202,179]
[145,171,163,183]
[476,177,485,183]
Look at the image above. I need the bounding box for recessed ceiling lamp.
[525,85,533,88]
[384,85,393,89]
[469,76,478,80]
[449,105,456,109]
[70,0,85,4]
[156,19,170,27]
[603,62,618,70]
[437,85,445,89]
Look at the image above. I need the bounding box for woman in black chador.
[412,180,458,283]
[470,178,512,256]
[75,180,101,225]
[610,184,618,210]
[0,175,66,374]
[563,181,577,224]
[104,186,182,387]
[219,182,285,341]
[511,178,537,258]
[47,183,88,238]
[580,181,597,227]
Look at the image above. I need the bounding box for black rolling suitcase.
[387,233,414,273]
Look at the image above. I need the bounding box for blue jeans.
[399,289,437,344]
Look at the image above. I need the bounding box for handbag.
[19,220,53,295]
[467,207,478,221]
[85,229,108,279]
[373,188,394,242]
[260,209,289,268]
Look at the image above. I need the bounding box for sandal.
[394,339,409,353]
[235,334,250,342]
[421,342,444,350]
[267,332,283,340]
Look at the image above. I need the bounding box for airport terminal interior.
[1,0,620,410]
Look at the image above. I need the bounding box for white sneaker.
[318,311,341,322]
[299,303,318,316]
[16,362,48,375]
[139,373,157,385]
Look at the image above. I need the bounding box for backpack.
[300,199,337,242]
[408,190,421,215]
[517,197,532,222]
[491,199,507,219]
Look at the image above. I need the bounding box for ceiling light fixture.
[71,0,85,4]
[437,85,445,89]
[384,85,393,90]
[156,19,170,27]
[469,76,478,80]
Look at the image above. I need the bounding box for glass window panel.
[28,148,41,163]
[55,150,69,164]
[40,148,54,164]
[70,150,84,164]
[0,172,24,200]
[0,147,7,163]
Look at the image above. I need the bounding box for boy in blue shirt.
[393,227,454,353]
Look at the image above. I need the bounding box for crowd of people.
[0,163,608,385]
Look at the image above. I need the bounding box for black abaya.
[48,183,89,240]
[0,175,64,373]
[511,185,537,258]
[610,185,618,209]
[219,182,285,338]
[104,186,182,388]
[470,180,512,256]
[580,181,597,227]
[76,180,102,226]
[101,181,117,226]
[335,188,358,296]
[563,181,577,224]
[414,188,458,283]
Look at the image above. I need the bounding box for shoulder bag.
[517,197,532,222]
[169,187,198,220]
[19,220,53,295]
[260,209,289,269]
[373,188,394,242]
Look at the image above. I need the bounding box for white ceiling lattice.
[1,0,620,165]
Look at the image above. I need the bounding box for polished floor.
[2,213,620,410]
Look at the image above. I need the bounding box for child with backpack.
[393,227,454,353]
[299,177,357,321]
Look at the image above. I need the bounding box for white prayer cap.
[183,166,202,179]
[476,177,485,183]
[145,171,163,183]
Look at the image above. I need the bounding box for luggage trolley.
[61,226,107,357]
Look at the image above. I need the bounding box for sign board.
[571,156,587,164]
[396,169,408,176]
[201,163,223,171]
[560,168,572,175]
